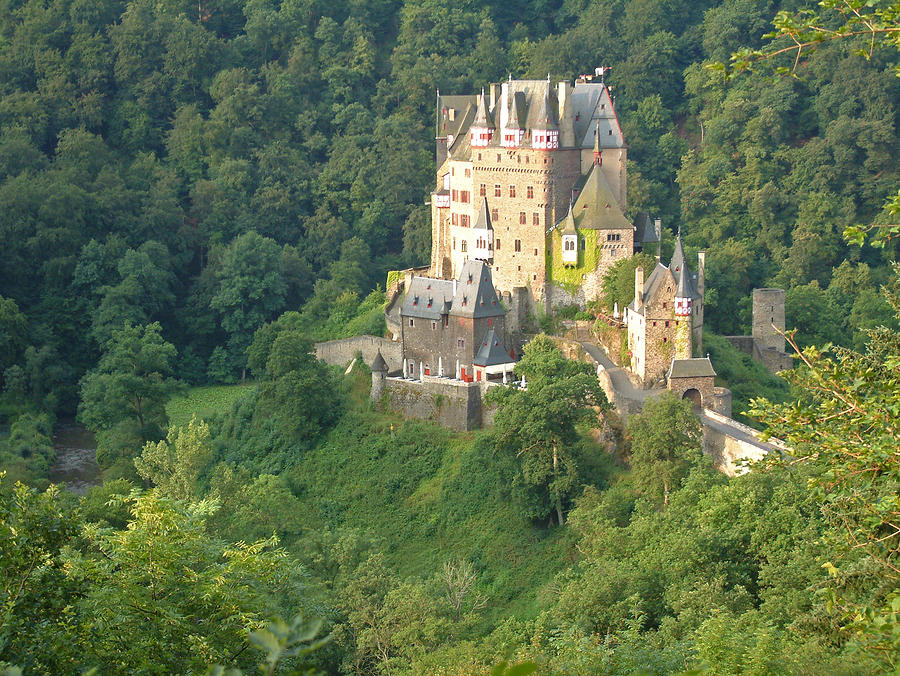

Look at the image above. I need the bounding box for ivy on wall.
[545,229,603,295]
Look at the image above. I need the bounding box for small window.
[496,154,501,162]
[663,336,668,343]
[494,184,501,197]
[477,153,482,160]
[453,237,456,250]
[461,240,467,252]
[409,318,415,327]
[533,213,539,225]
[464,168,471,177]
[514,240,521,252]
[479,184,486,196]
[653,321,657,327]
[509,185,516,198]
[457,338,465,348]
[491,208,498,221]
[432,321,437,330]
[495,238,500,250]
[527,186,534,198]
[534,248,538,256]
[519,212,526,224]
[665,321,670,328]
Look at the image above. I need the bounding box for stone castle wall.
[382,376,483,431]
[315,336,402,373]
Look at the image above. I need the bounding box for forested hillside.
[1,0,899,673]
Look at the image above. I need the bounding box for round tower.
[370,350,388,403]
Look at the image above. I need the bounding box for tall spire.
[593,119,601,165]
[670,227,687,274]
[474,197,492,230]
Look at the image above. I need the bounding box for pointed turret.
[670,228,687,275]
[593,120,602,165]
[371,349,388,373]
[561,198,578,265]
[474,196,492,230]
[470,89,494,148]
[530,84,560,150]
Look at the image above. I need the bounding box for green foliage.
[750,265,900,669]
[488,335,610,525]
[135,417,214,501]
[626,393,705,504]
[600,252,659,313]
[0,413,55,485]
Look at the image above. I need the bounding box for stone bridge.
[576,340,784,475]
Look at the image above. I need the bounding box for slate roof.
[452,260,505,318]
[526,86,558,130]
[668,357,716,379]
[401,260,505,321]
[669,231,699,299]
[558,163,631,231]
[473,90,494,128]
[474,327,513,367]
[628,261,671,313]
[438,94,478,138]
[402,277,455,320]
[370,350,388,373]
[634,212,659,244]
[561,201,577,236]
[474,197,492,230]
[448,103,475,161]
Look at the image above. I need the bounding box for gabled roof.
[474,327,514,367]
[402,276,455,320]
[668,357,716,379]
[629,261,672,314]
[565,163,631,231]
[438,94,478,138]
[448,103,476,161]
[575,82,625,149]
[401,261,504,321]
[474,197,492,231]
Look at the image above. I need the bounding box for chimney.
[697,251,705,298]
[654,218,662,261]
[453,278,458,296]
[635,266,644,311]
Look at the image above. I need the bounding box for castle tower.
[752,288,786,353]
[673,261,693,360]
[370,350,388,403]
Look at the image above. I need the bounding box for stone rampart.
[700,408,786,476]
[383,376,482,431]
[315,336,401,373]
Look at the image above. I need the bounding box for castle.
[429,72,658,310]
[626,230,705,387]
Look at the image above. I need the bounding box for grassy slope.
[166,384,256,428]
[168,372,577,624]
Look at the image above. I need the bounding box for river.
[49,422,101,495]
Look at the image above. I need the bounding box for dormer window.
[413,296,419,306]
